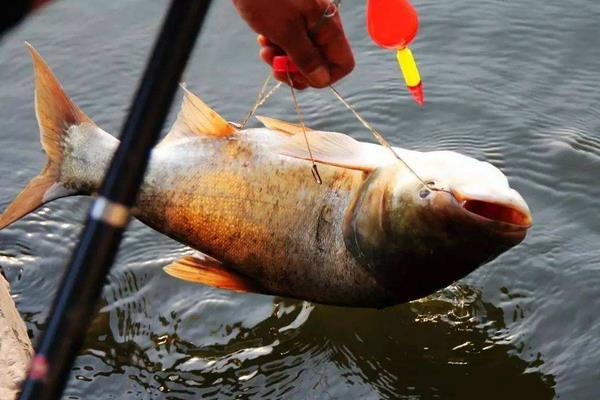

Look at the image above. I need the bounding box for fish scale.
[0,45,532,307]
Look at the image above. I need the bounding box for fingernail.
[307,66,330,87]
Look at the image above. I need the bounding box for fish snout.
[449,185,532,233]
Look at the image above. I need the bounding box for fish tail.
[0,43,100,229]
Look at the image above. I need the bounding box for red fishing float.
[367,0,424,105]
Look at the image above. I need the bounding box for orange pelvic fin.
[163,254,264,294]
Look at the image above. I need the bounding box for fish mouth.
[451,188,532,229]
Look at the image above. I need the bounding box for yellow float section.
[396,48,421,88]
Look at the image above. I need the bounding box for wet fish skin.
[58,126,524,307]
[0,45,532,307]
[341,160,527,302]
[136,133,386,305]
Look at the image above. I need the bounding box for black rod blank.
[18,1,213,398]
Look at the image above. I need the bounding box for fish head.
[343,150,532,303]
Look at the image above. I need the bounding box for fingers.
[253,1,355,90]
[309,10,355,85]
[257,34,270,47]
[258,44,279,65]
[276,30,331,88]
[257,35,309,89]
[259,22,331,88]
[277,73,309,90]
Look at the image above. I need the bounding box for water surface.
[1,0,599,398]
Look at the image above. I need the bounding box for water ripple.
[1,0,599,398]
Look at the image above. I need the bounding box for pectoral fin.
[163,254,265,294]
[257,115,397,172]
[277,129,395,172]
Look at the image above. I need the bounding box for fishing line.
[240,75,281,129]
[256,81,282,109]
[239,0,435,189]
[328,85,435,190]
[308,0,343,38]
[287,71,323,184]
[241,75,435,189]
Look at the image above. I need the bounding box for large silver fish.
[0,45,532,308]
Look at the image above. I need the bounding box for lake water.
[0,0,599,398]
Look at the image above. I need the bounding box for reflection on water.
[1,0,600,398]
[67,285,554,399]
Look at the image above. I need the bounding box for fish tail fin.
[0,43,94,229]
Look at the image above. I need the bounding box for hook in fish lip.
[451,190,533,229]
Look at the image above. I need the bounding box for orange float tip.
[408,82,424,106]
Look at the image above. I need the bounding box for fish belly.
[135,133,386,306]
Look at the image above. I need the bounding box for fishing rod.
[18,1,213,399]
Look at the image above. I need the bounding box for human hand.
[232,0,355,89]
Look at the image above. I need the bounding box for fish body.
[0,46,532,307]
[77,127,381,304]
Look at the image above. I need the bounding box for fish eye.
[419,188,431,198]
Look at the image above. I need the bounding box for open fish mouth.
[452,188,532,228]
[461,198,532,227]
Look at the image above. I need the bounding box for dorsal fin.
[255,115,310,135]
[277,130,395,172]
[162,85,237,144]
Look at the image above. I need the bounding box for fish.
[0,45,532,308]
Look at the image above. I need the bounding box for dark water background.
[1,0,599,398]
